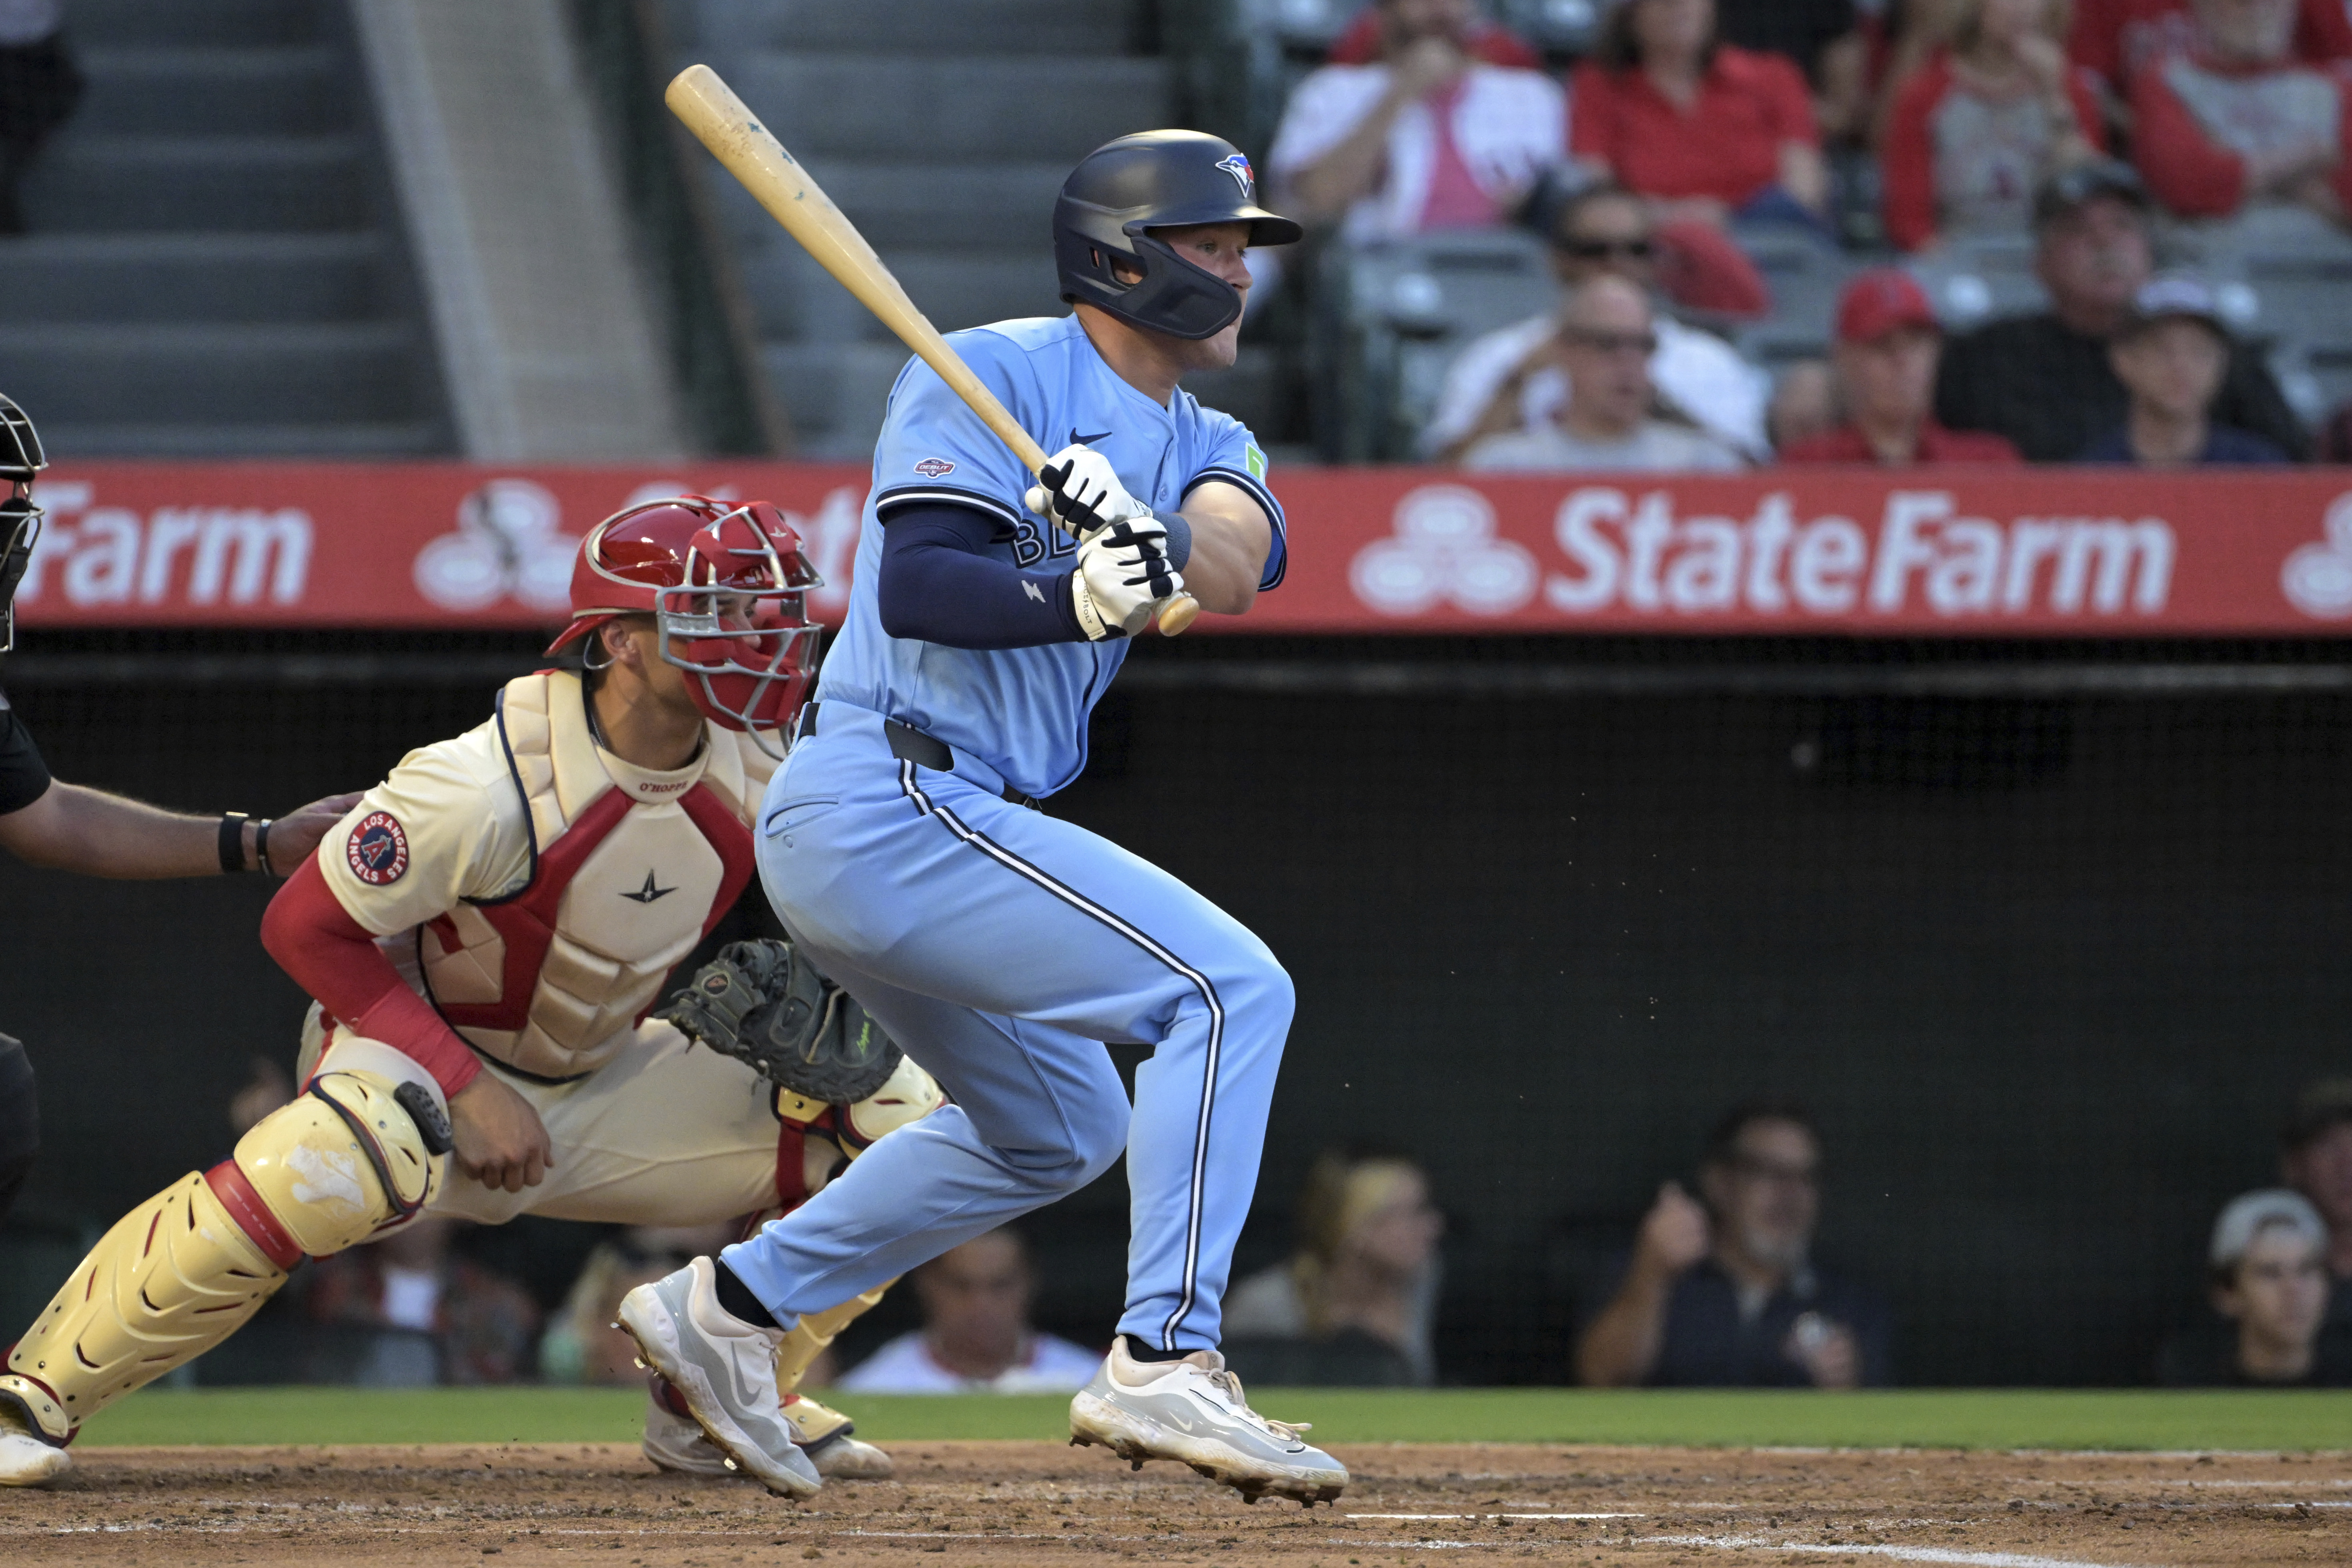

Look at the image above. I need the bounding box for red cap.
[1835,268,1939,344]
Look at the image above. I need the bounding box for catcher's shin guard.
[777,1283,890,1391]
[0,1071,447,1447]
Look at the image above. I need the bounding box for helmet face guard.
[0,498,40,655]
[1056,212,1248,341]
[0,393,48,654]
[652,501,822,760]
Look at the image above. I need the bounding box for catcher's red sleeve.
[260,856,481,1098]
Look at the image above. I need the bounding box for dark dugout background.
[2,630,2347,1386]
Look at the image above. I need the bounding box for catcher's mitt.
[656,938,903,1105]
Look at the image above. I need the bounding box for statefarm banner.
[15,461,2352,636]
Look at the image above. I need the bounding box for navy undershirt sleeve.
[877,501,1087,649]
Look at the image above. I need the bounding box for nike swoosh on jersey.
[1069,428,1113,447]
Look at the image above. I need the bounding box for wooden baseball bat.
[665,63,1200,637]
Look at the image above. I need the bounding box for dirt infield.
[3,1440,2345,1566]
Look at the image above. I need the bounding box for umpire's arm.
[1175,479,1271,616]
[0,781,362,879]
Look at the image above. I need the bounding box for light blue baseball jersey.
[814,314,1286,799]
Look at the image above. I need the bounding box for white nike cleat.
[615,1257,820,1499]
[0,1399,70,1488]
[1069,1338,1347,1507]
[641,1385,893,1481]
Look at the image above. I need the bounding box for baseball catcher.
[0,497,941,1492]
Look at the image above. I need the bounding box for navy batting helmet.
[1054,130,1302,341]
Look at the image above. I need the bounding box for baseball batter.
[0,499,937,1491]
[617,132,1348,1507]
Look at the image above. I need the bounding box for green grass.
[74,1386,2352,1452]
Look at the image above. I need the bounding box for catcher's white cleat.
[643,1384,893,1481]
[615,1257,820,1499]
[0,1400,70,1488]
[1069,1338,1347,1507]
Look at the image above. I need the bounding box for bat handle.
[1154,592,1201,637]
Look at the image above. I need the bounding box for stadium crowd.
[1262,0,2352,466]
[193,1071,2352,1391]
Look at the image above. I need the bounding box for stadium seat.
[1317,228,1559,459]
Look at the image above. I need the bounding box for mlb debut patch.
[913,457,956,478]
[346,810,410,885]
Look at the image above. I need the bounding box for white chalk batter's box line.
[3,1521,2167,1566]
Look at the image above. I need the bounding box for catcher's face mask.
[657,501,823,759]
[0,393,48,654]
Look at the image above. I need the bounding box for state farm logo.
[1350,485,1538,616]
[13,482,312,608]
[1347,486,2175,621]
[412,478,578,612]
[1543,489,2172,618]
[2282,493,2352,618]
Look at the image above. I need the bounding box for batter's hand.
[1072,517,1181,639]
[264,791,366,873]
[448,1072,555,1193]
[1634,1180,1711,1276]
[1025,443,1149,540]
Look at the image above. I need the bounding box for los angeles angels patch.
[346,810,410,885]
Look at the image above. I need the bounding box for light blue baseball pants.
[719,701,1294,1353]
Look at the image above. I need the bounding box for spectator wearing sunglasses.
[1783,270,2023,463]
[1426,185,1770,462]
[1460,275,1746,472]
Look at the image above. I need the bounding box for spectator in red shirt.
[2131,0,2352,222]
[1783,270,2026,463]
[1271,0,1567,242]
[2070,0,2351,101]
[1570,0,1831,230]
[1882,0,2108,250]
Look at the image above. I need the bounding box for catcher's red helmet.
[547,495,821,753]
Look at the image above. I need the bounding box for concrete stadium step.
[60,0,321,48]
[74,46,348,137]
[761,341,915,460]
[724,53,1168,161]
[675,0,1130,56]
[0,234,393,324]
[884,251,1064,336]
[21,136,368,232]
[785,158,1069,251]
[0,321,434,425]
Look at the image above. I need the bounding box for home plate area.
[3,1442,2344,1566]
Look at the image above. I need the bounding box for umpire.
[0,394,357,1221]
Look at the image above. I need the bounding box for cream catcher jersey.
[316,671,777,1082]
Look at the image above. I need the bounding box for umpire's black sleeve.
[0,687,53,816]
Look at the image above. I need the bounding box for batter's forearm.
[1176,498,1272,615]
[0,781,258,877]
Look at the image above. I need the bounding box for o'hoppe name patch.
[913,457,955,478]
[346,810,410,886]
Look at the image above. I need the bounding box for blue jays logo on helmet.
[1215,152,1254,199]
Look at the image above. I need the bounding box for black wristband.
[255,819,276,878]
[218,812,250,874]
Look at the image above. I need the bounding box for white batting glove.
[1070,516,1181,640]
[1025,443,1151,541]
